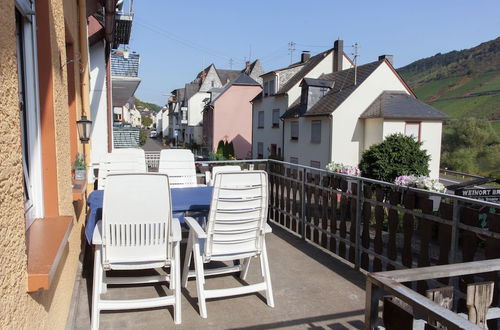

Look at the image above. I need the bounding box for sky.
[128,0,500,106]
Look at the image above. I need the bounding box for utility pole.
[352,42,359,85]
[229,58,234,69]
[288,41,296,64]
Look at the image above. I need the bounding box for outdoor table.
[85,186,213,244]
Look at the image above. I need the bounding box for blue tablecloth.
[85,186,213,244]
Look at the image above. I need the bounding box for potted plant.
[74,153,86,181]
[394,175,446,211]
[326,162,361,192]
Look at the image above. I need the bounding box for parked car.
[150,130,157,138]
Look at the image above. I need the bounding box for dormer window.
[300,78,334,113]
[263,77,276,97]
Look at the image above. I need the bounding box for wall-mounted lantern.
[76,115,92,144]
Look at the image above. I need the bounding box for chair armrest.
[92,220,103,245]
[184,216,207,239]
[171,217,182,242]
[264,223,272,234]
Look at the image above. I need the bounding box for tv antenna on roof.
[288,41,296,64]
[352,42,359,85]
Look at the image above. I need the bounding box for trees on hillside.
[441,118,499,175]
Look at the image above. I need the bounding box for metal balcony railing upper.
[143,154,500,327]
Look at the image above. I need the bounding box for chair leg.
[101,268,107,294]
[193,241,207,318]
[261,240,275,308]
[173,241,181,325]
[182,230,193,288]
[91,246,103,330]
[240,257,252,280]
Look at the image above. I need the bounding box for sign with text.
[456,188,500,202]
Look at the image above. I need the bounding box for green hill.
[133,97,162,113]
[398,37,500,131]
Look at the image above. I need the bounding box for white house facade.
[252,40,352,159]
[281,57,448,178]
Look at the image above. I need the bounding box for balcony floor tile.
[70,226,366,329]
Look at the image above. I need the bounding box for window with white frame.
[290,121,299,140]
[257,142,264,159]
[272,109,280,128]
[16,1,44,228]
[311,120,321,143]
[405,122,421,141]
[310,160,321,169]
[258,111,264,128]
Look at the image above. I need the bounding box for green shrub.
[139,129,147,146]
[216,140,225,155]
[227,141,235,158]
[359,133,430,182]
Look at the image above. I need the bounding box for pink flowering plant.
[394,175,446,193]
[326,162,361,177]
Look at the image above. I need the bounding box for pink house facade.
[203,73,262,159]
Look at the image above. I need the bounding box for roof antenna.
[352,42,359,85]
[288,41,296,65]
[229,58,234,69]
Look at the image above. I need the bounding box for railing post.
[450,198,460,310]
[301,167,306,241]
[365,279,383,330]
[355,177,363,271]
[450,198,460,264]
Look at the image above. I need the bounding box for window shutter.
[311,120,321,143]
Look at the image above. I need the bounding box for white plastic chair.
[158,149,198,187]
[181,171,274,318]
[91,173,182,329]
[97,150,146,189]
[205,165,241,186]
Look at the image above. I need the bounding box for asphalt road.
[141,132,166,152]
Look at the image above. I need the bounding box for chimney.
[301,51,311,63]
[245,61,251,73]
[333,39,344,72]
[378,55,394,65]
[201,70,207,81]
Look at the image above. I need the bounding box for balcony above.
[112,13,133,47]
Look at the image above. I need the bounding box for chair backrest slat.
[102,173,172,268]
[159,149,197,187]
[208,166,241,186]
[97,149,146,189]
[204,171,268,260]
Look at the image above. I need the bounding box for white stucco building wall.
[89,41,109,177]
[329,62,409,166]
[283,60,443,178]
[252,52,351,159]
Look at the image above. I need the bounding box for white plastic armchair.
[205,165,241,186]
[97,149,146,189]
[181,170,274,318]
[158,149,198,187]
[91,173,182,329]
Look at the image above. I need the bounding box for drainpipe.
[78,0,92,172]
[328,114,333,163]
[105,42,112,152]
[104,0,116,152]
[281,117,285,160]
